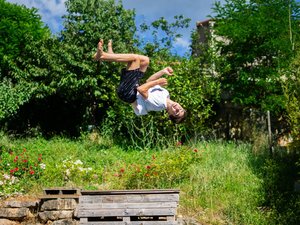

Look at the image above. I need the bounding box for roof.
[196,18,213,27]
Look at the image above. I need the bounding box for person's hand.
[162,67,173,76]
[156,78,168,86]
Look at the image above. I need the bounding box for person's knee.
[140,56,150,67]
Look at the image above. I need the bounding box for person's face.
[169,102,185,118]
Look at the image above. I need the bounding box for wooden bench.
[78,189,180,225]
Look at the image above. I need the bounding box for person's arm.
[137,78,168,100]
[146,67,173,83]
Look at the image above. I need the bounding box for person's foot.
[93,39,104,61]
[108,39,114,54]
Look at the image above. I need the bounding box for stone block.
[0,219,20,225]
[0,208,30,220]
[38,210,73,222]
[41,199,77,211]
[3,200,40,209]
[52,219,79,225]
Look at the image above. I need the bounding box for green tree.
[3,0,138,135]
[0,0,50,120]
[212,0,300,113]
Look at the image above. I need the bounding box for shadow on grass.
[249,145,300,225]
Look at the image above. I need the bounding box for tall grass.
[0,132,294,224]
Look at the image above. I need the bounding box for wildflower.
[193,149,198,153]
[23,159,28,163]
[65,169,70,176]
[74,160,83,165]
[120,168,125,173]
[146,165,151,170]
[13,156,18,162]
[145,173,150,177]
[0,181,4,186]
[38,157,42,161]
[3,174,10,180]
[29,170,35,175]
[40,163,46,170]
[10,176,18,184]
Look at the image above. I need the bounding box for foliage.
[139,15,191,57]
[0,146,45,196]
[106,145,202,189]
[0,0,49,63]
[258,152,300,225]
[1,0,137,136]
[0,133,284,224]
[0,0,50,120]
[283,50,300,138]
[212,0,300,114]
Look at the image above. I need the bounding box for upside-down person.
[93,39,186,124]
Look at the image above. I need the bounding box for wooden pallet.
[78,189,180,225]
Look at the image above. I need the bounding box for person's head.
[166,101,187,124]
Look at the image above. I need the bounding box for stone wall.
[0,196,79,225]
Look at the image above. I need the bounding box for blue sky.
[6,0,224,56]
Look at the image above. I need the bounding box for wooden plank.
[78,208,176,217]
[79,221,178,225]
[78,202,178,210]
[81,189,180,196]
[79,194,179,204]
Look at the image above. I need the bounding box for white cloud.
[174,37,190,49]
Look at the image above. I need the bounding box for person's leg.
[93,39,149,72]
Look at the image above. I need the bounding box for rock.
[3,200,40,209]
[0,219,20,225]
[52,219,78,225]
[41,199,77,211]
[0,208,30,220]
[38,211,73,222]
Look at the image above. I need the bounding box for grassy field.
[0,132,298,224]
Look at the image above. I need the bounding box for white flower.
[74,160,83,165]
[39,163,46,170]
[3,174,10,180]
[65,169,70,176]
[0,181,4,186]
[9,176,18,184]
